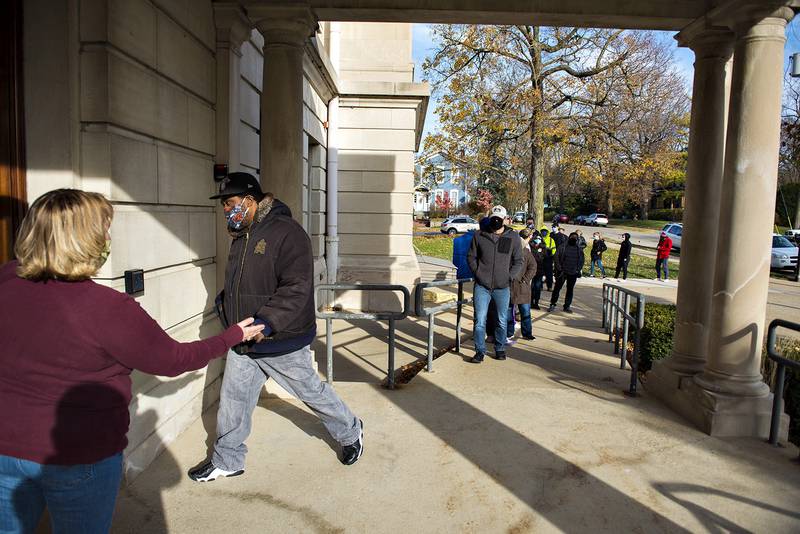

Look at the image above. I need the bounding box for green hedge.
[629,303,677,372]
[647,208,683,222]
[762,338,800,446]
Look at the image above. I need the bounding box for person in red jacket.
[0,189,263,534]
[656,231,673,281]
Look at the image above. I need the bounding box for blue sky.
[412,20,800,150]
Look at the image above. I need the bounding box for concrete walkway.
[111,282,800,533]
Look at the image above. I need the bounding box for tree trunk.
[527,29,544,229]
[605,185,614,216]
[794,188,800,229]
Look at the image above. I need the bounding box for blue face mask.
[226,201,251,230]
[534,238,542,244]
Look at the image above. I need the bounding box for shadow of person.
[259,397,339,453]
[111,408,181,534]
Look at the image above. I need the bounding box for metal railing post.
[629,294,645,396]
[621,293,630,370]
[326,317,333,384]
[769,365,786,446]
[427,313,435,372]
[456,280,464,353]
[388,317,396,389]
[602,284,608,330]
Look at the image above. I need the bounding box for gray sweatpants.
[211,345,361,472]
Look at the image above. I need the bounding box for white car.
[785,228,800,239]
[662,223,683,250]
[771,234,799,270]
[585,213,609,226]
[440,215,479,235]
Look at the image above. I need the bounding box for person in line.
[548,232,585,314]
[530,235,546,310]
[452,226,476,280]
[554,227,568,248]
[589,232,607,278]
[190,173,363,483]
[0,189,264,533]
[539,227,556,291]
[656,231,673,281]
[510,229,537,341]
[615,233,632,280]
[575,229,588,252]
[525,216,536,230]
[467,205,523,363]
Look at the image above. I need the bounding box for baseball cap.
[490,205,508,219]
[209,172,263,200]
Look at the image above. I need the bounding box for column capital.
[676,27,735,60]
[214,3,252,54]
[712,1,794,37]
[247,3,318,47]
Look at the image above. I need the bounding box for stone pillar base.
[646,362,788,439]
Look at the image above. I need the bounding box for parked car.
[512,211,528,223]
[785,228,800,240]
[440,215,479,235]
[771,233,799,270]
[662,223,683,250]
[585,213,609,227]
[574,215,587,225]
[552,213,570,224]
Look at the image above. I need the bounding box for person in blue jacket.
[452,229,476,280]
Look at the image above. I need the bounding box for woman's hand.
[235,317,265,343]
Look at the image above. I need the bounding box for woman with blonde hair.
[0,189,264,533]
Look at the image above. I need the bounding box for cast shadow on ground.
[652,482,800,534]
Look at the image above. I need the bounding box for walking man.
[656,231,673,281]
[548,232,585,313]
[468,206,523,363]
[190,173,363,482]
[615,233,632,280]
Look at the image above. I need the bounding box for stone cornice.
[213,3,252,53]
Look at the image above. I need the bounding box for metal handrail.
[766,319,800,449]
[602,283,646,396]
[413,278,474,372]
[315,283,411,389]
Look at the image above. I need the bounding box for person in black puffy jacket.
[615,233,632,280]
[548,232,585,313]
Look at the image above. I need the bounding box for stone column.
[250,5,317,221]
[213,3,251,293]
[650,30,734,388]
[689,5,794,436]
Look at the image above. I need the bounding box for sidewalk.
[111,282,800,533]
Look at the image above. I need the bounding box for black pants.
[615,258,629,279]
[543,257,554,290]
[550,274,578,309]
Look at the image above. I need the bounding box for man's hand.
[252,332,266,343]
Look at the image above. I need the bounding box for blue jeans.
[0,452,122,534]
[590,258,605,277]
[656,258,669,279]
[517,303,532,337]
[473,284,510,354]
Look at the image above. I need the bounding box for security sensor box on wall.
[124,269,145,295]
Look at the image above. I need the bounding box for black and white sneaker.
[341,420,364,465]
[188,461,244,482]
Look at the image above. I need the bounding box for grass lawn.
[595,248,679,280]
[414,235,454,260]
[608,219,671,231]
[413,234,679,280]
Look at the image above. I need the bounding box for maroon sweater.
[0,261,242,465]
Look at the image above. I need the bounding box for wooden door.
[0,0,27,264]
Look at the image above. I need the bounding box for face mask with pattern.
[226,201,251,230]
[99,239,111,267]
